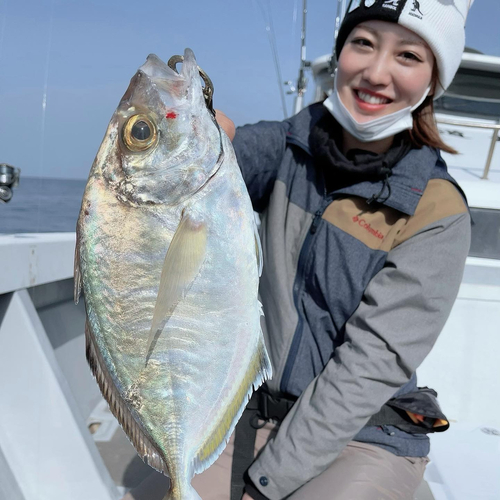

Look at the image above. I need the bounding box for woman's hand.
[215,109,236,141]
[242,494,253,500]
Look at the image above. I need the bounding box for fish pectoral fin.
[145,211,207,363]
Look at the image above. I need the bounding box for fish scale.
[75,48,271,500]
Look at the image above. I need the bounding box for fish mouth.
[139,49,199,84]
[140,53,183,81]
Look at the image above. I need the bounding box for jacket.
[232,103,471,500]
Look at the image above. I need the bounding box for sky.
[0,0,499,180]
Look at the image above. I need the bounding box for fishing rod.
[255,0,289,119]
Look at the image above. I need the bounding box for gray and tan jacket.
[233,103,471,499]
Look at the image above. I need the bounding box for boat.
[1,4,499,500]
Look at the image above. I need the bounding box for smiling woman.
[330,19,458,155]
[338,21,434,120]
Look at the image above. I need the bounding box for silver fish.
[74,48,271,500]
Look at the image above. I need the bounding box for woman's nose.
[362,54,392,87]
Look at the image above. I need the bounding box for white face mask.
[324,76,431,143]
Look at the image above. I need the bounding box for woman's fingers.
[215,109,236,141]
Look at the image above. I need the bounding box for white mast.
[292,0,348,114]
[293,0,309,115]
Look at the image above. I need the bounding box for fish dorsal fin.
[193,336,272,475]
[85,320,170,476]
[145,211,207,364]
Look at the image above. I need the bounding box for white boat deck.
[1,228,499,499]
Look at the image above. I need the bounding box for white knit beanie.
[336,0,475,98]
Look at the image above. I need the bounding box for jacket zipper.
[310,209,323,234]
[280,198,331,394]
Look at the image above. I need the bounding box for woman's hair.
[407,63,458,154]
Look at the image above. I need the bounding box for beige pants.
[124,422,429,500]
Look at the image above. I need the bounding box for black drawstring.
[367,164,392,205]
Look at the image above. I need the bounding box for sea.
[0,177,87,234]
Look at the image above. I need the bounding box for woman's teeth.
[356,90,390,105]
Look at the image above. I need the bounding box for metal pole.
[293,0,308,115]
[330,0,348,79]
[482,127,499,180]
[334,0,348,44]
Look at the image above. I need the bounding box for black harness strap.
[230,389,294,500]
[230,407,261,500]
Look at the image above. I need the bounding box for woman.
[203,1,472,499]
[124,1,473,499]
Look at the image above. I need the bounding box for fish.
[74,48,272,500]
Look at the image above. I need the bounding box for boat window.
[436,96,500,120]
[435,68,500,120]
[469,208,500,260]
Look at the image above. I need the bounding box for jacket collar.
[285,103,441,216]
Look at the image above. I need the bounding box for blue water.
[0,177,87,234]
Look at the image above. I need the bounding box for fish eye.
[132,120,151,140]
[123,114,158,152]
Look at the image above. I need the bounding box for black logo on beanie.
[382,0,400,10]
[409,0,423,19]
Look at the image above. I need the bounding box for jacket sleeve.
[247,210,471,499]
[232,120,289,213]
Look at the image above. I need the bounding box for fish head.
[96,48,221,206]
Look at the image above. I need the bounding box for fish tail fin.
[162,483,201,500]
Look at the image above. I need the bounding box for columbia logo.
[352,216,385,240]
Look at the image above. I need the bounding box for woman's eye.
[352,38,372,48]
[401,52,422,62]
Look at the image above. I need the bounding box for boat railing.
[436,117,500,180]
[0,233,121,500]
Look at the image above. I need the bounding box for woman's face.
[336,20,435,124]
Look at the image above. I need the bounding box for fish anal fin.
[193,338,272,475]
[85,320,170,476]
[74,231,82,304]
[253,218,263,277]
[145,212,207,363]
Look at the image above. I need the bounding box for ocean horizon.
[0,177,87,234]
